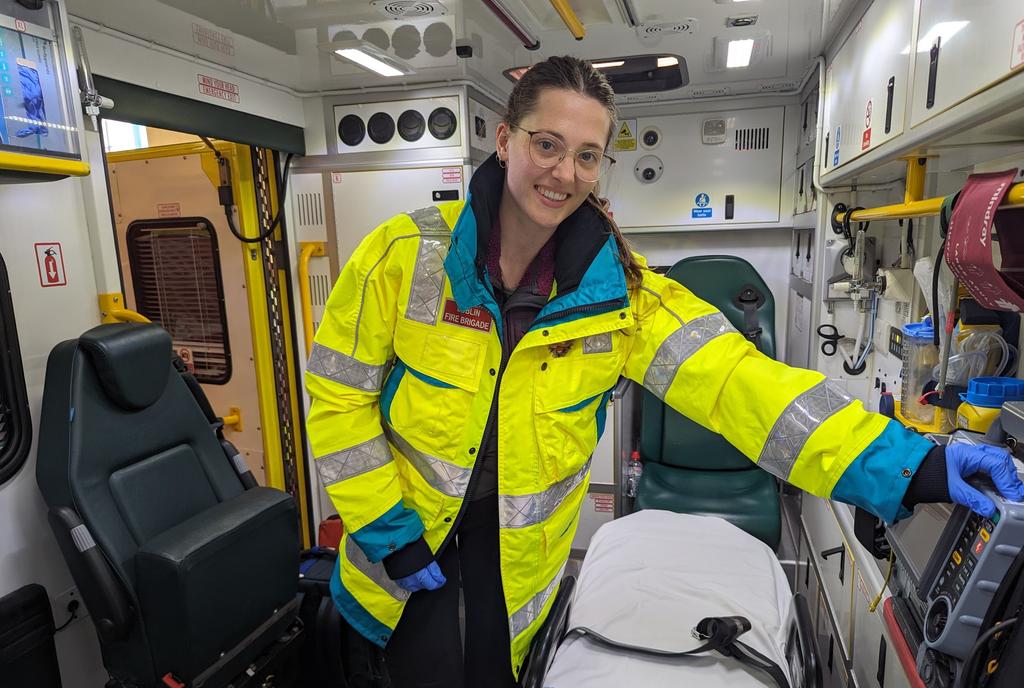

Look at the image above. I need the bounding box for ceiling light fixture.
[657,56,679,67]
[549,0,585,40]
[592,60,626,69]
[482,0,540,50]
[726,38,755,68]
[323,40,415,77]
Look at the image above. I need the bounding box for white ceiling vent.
[371,1,448,19]
[619,93,659,104]
[636,19,698,40]
[759,81,797,92]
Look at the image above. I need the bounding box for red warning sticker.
[1012,19,1024,70]
[441,167,462,184]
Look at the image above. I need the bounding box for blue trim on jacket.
[330,557,394,647]
[349,501,425,563]
[533,235,628,328]
[831,420,933,523]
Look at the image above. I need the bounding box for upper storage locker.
[910,0,1024,128]
[820,0,915,174]
[603,107,784,231]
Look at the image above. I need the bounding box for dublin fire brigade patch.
[442,299,492,332]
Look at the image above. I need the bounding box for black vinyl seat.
[36,323,300,687]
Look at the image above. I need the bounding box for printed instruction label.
[441,167,462,184]
[613,119,636,152]
[157,202,182,218]
[589,493,614,513]
[861,99,872,150]
[692,192,712,219]
[197,74,239,103]
[193,23,235,56]
[833,126,842,166]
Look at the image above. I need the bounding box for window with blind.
[0,253,30,485]
[127,218,232,384]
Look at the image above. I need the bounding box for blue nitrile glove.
[15,64,47,137]
[945,443,1024,517]
[394,560,447,593]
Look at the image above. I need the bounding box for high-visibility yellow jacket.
[305,157,933,678]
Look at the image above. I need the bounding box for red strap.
[882,598,926,688]
[944,169,1024,312]
[162,673,186,688]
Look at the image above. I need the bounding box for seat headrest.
[80,324,173,410]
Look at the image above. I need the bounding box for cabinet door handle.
[820,545,846,584]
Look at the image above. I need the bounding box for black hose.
[956,616,1017,688]
[225,151,295,244]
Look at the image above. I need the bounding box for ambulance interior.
[1,1,1023,687]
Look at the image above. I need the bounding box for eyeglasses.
[511,125,616,183]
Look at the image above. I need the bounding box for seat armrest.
[136,487,298,681]
[47,507,134,641]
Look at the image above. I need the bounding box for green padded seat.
[634,255,781,549]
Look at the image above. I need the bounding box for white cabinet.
[851,577,913,688]
[820,0,916,173]
[802,497,858,658]
[910,0,1024,127]
[603,107,784,230]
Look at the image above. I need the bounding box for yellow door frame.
[104,139,313,547]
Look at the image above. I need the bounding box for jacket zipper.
[530,297,627,329]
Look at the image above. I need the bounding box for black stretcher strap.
[736,286,765,350]
[564,615,790,688]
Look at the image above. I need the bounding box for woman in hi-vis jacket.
[305,55,1024,688]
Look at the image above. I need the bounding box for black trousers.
[384,495,517,688]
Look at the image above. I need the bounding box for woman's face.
[496,88,612,233]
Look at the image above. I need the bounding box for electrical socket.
[53,586,87,623]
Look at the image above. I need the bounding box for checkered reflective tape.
[307,342,385,392]
[385,425,472,498]
[757,380,854,480]
[498,459,591,528]
[404,207,450,325]
[583,333,613,354]
[345,536,410,601]
[510,567,564,638]
[643,312,736,400]
[315,434,392,486]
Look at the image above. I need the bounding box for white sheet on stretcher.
[544,510,793,687]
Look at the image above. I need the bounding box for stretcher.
[521,510,819,688]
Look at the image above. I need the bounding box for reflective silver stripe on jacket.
[499,459,591,529]
[510,567,564,639]
[758,380,854,480]
[315,434,393,487]
[583,333,613,354]
[344,536,411,602]
[385,425,472,498]
[308,342,386,392]
[643,312,736,400]
[404,207,450,325]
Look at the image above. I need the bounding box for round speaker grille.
[398,110,426,142]
[338,114,366,146]
[392,24,421,60]
[368,112,396,144]
[428,107,457,140]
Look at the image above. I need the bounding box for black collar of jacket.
[469,153,614,297]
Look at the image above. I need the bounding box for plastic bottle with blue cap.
[956,376,1024,432]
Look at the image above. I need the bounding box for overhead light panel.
[550,0,585,40]
[657,56,679,68]
[726,39,755,68]
[508,54,688,94]
[483,0,540,50]
[592,60,625,69]
[323,40,414,77]
[336,48,402,77]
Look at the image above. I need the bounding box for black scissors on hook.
[816,324,843,357]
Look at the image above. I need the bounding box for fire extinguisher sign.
[35,242,67,287]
